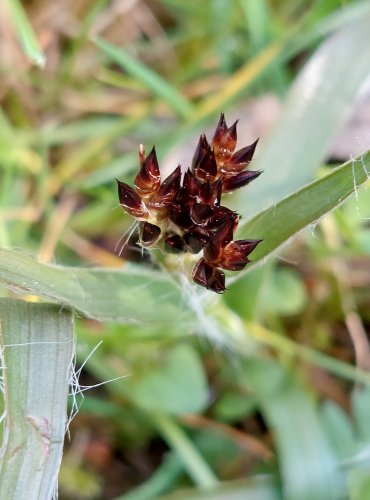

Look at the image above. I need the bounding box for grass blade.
[0,253,190,325]
[6,0,45,66]
[236,152,369,273]
[0,299,74,499]
[94,37,194,119]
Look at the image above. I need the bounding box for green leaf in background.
[320,389,370,499]
[0,299,74,499]
[131,344,208,415]
[158,476,282,500]
[348,469,370,500]
[320,401,357,460]
[94,37,194,119]
[246,358,342,500]
[258,267,307,316]
[233,9,370,217]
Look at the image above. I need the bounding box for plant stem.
[153,412,219,489]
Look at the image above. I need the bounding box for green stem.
[246,322,370,385]
[153,412,218,489]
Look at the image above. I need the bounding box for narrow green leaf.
[6,0,45,66]
[0,251,190,325]
[233,11,370,216]
[245,322,370,386]
[94,37,194,119]
[0,299,74,499]
[153,413,218,489]
[246,358,342,500]
[236,152,369,273]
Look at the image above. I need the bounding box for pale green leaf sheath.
[0,299,74,500]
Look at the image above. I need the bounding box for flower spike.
[116,112,262,293]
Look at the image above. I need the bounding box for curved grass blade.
[235,152,369,276]
[0,252,190,325]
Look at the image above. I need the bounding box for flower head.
[116,113,262,292]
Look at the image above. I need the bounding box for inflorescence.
[116,113,262,293]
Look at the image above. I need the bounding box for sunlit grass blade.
[0,252,190,325]
[235,152,369,276]
[94,37,194,119]
[6,0,45,66]
[0,299,73,499]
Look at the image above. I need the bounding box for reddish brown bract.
[116,113,262,293]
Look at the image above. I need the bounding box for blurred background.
[0,0,370,499]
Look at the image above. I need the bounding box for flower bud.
[192,134,210,171]
[149,165,181,207]
[212,113,238,163]
[165,234,187,252]
[192,258,226,293]
[222,139,259,174]
[139,222,161,246]
[222,170,262,193]
[116,179,149,218]
[220,239,262,271]
[134,146,161,195]
[184,231,209,253]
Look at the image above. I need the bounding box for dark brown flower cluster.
[116,113,262,293]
